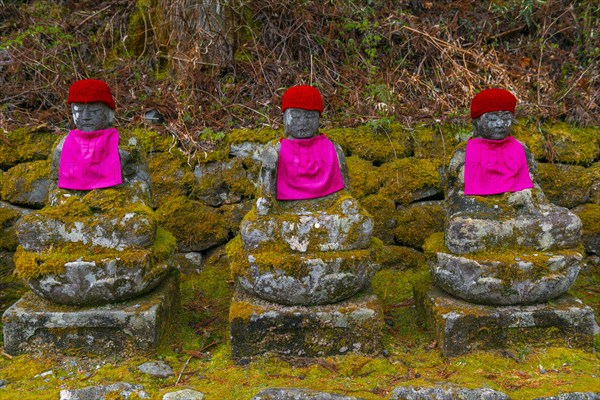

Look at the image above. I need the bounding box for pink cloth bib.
[58,128,122,190]
[464,136,533,195]
[276,134,345,200]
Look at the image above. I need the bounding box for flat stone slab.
[416,285,595,357]
[2,273,179,356]
[230,287,384,360]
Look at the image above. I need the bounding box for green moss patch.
[575,203,600,235]
[378,158,442,205]
[537,163,592,208]
[409,123,458,162]
[543,121,600,166]
[375,244,426,270]
[511,120,546,161]
[325,123,412,164]
[360,193,398,244]
[155,195,228,251]
[227,127,280,145]
[0,159,50,207]
[147,151,195,205]
[346,156,382,199]
[395,202,445,249]
[0,127,58,170]
[120,128,175,154]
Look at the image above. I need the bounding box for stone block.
[230,287,384,360]
[416,285,595,357]
[2,273,179,356]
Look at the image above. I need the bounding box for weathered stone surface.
[1,160,51,208]
[59,382,149,400]
[137,361,173,378]
[173,252,203,274]
[538,163,592,209]
[230,141,265,161]
[388,385,510,400]
[0,379,7,388]
[193,159,257,207]
[16,205,156,252]
[2,273,179,356]
[415,285,595,357]
[163,389,205,400]
[445,191,582,254]
[230,287,383,360]
[395,200,445,249]
[251,388,364,400]
[533,393,600,400]
[241,195,373,253]
[24,256,170,305]
[429,248,581,305]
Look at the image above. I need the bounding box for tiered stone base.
[230,287,384,361]
[2,273,179,356]
[416,285,595,357]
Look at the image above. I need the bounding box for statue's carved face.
[473,111,514,140]
[71,102,113,132]
[283,108,320,139]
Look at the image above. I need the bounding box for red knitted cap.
[68,79,116,110]
[282,85,323,114]
[471,88,516,119]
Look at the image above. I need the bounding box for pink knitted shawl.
[58,128,122,190]
[276,134,345,200]
[464,136,533,195]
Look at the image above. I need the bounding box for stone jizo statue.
[14,79,170,305]
[234,85,376,306]
[431,88,583,305]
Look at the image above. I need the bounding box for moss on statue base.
[14,226,175,280]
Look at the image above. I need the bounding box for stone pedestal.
[416,285,595,357]
[2,273,179,356]
[230,286,384,361]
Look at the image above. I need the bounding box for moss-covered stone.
[378,158,442,205]
[409,123,458,162]
[375,244,426,270]
[325,123,412,164]
[0,204,21,251]
[543,121,600,166]
[155,195,228,252]
[147,151,195,205]
[218,200,253,236]
[395,201,445,249]
[573,203,600,254]
[0,127,58,170]
[191,158,257,207]
[1,159,51,208]
[346,156,382,199]
[360,193,397,244]
[538,163,592,208]
[588,161,600,205]
[227,127,280,145]
[120,128,175,153]
[511,120,546,161]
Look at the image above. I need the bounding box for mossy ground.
[1,252,598,399]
